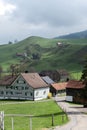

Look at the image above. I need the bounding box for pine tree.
[0,65,3,79]
[81,58,87,107]
[81,59,87,85]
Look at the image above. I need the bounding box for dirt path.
[54,96,87,130]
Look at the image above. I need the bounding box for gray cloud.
[11,0,87,26]
[0,0,87,44]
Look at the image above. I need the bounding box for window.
[0,91,4,95]
[6,91,13,95]
[30,92,32,96]
[15,86,18,90]
[24,81,26,83]
[25,92,27,96]
[6,91,8,95]
[12,86,15,89]
[15,92,22,95]
[25,86,29,90]
[6,86,10,89]
[43,91,46,95]
[36,91,39,96]
[10,86,13,89]
[6,86,9,89]
[17,80,26,84]
[22,87,24,90]
[11,92,13,95]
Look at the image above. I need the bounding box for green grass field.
[0,100,68,130]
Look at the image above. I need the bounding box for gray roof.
[42,76,54,84]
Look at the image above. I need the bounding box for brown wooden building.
[66,80,85,104]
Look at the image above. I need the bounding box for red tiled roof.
[0,75,18,86]
[21,73,48,89]
[66,80,85,89]
[51,82,67,90]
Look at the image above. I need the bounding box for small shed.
[50,82,67,96]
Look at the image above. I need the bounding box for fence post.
[0,111,4,130]
[12,117,14,130]
[30,116,32,130]
[62,114,64,123]
[52,114,54,126]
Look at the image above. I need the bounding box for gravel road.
[54,96,87,130]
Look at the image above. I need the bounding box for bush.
[47,92,52,99]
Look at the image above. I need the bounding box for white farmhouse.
[0,73,49,100]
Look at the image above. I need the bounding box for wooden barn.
[66,80,85,104]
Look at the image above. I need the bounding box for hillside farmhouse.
[50,82,67,96]
[0,73,49,100]
[66,80,85,104]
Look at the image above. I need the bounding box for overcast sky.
[0,0,87,44]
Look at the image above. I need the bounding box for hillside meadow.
[0,36,87,79]
[0,100,68,130]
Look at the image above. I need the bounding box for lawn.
[70,71,82,80]
[0,100,68,130]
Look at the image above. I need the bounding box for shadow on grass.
[34,112,66,118]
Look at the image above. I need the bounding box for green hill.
[56,30,87,39]
[0,36,87,73]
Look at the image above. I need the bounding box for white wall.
[66,96,73,102]
[34,87,49,100]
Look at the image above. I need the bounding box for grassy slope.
[0,37,58,69]
[0,36,87,74]
[32,42,87,72]
[0,100,68,130]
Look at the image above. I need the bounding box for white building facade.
[0,73,49,100]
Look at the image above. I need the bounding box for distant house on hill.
[66,80,85,104]
[50,82,67,96]
[57,42,63,46]
[0,73,49,100]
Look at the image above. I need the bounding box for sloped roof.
[66,80,85,89]
[0,75,18,86]
[21,73,48,89]
[51,82,67,90]
[42,76,54,84]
